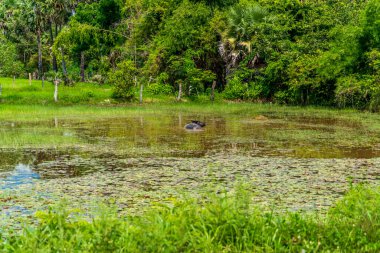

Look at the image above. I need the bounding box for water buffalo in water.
[185,120,206,130]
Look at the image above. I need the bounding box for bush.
[108,61,137,101]
[146,83,173,95]
[274,89,293,104]
[223,76,248,99]
[66,65,82,84]
[369,88,380,112]
[223,77,266,101]
[44,71,59,82]
[335,75,378,110]
[91,74,106,84]
[0,36,24,77]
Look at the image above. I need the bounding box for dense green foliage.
[108,60,137,100]
[1,0,380,109]
[1,185,380,252]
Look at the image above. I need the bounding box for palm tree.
[219,3,269,75]
[45,0,71,72]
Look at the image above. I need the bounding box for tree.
[219,2,270,76]
[108,60,137,101]
[0,35,24,77]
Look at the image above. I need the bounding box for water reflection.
[69,115,379,159]
[0,113,379,170]
[1,164,40,190]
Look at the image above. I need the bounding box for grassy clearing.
[0,78,113,105]
[1,185,380,252]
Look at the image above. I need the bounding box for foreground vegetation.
[1,185,380,252]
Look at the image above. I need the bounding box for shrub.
[369,88,380,112]
[0,35,25,77]
[223,77,266,100]
[146,83,173,95]
[274,89,293,104]
[91,74,106,84]
[335,75,377,110]
[223,76,248,99]
[108,61,137,101]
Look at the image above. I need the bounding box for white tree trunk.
[54,80,59,102]
[139,82,144,104]
[177,82,182,101]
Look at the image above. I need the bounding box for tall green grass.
[2,185,380,252]
[0,77,113,105]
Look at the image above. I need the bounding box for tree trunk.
[61,48,67,76]
[210,80,216,102]
[54,79,59,102]
[60,48,68,84]
[37,28,43,80]
[80,51,85,82]
[177,81,182,102]
[139,82,144,104]
[49,21,58,72]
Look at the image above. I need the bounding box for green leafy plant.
[109,60,137,101]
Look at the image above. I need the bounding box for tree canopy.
[1,0,380,110]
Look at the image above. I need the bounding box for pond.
[1,110,380,226]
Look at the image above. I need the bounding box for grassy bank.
[0,97,375,119]
[0,77,370,114]
[0,77,195,105]
[0,77,378,121]
[1,185,380,252]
